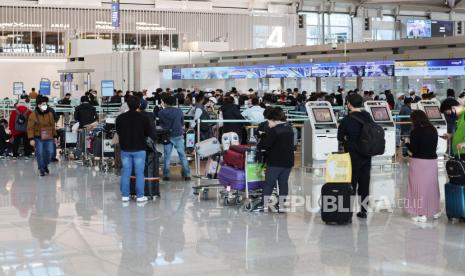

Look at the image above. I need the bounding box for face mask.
[40,105,47,111]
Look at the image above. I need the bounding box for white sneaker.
[412,216,427,223]
[136,196,148,202]
[433,213,441,220]
[121,197,130,202]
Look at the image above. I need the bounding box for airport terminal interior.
[2,0,465,275]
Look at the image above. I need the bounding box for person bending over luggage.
[158,95,191,181]
[75,96,98,129]
[116,96,157,203]
[337,94,373,219]
[255,107,295,212]
[404,110,440,222]
[440,98,465,157]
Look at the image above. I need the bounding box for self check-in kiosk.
[364,101,396,164]
[417,100,447,158]
[303,101,339,169]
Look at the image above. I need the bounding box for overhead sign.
[395,59,465,76]
[13,82,24,96]
[163,61,395,80]
[101,80,115,97]
[39,78,51,96]
[111,0,120,28]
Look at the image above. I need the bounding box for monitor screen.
[312,108,333,123]
[101,80,114,97]
[424,106,442,120]
[407,19,432,38]
[371,107,390,122]
[431,20,454,37]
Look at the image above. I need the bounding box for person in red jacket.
[9,99,32,159]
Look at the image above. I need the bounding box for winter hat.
[36,96,47,105]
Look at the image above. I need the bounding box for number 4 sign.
[266,26,285,48]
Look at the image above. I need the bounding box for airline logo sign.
[395,59,465,76]
[111,0,120,28]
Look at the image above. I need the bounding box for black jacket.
[258,123,295,168]
[110,95,122,104]
[221,103,245,134]
[337,111,374,158]
[407,125,438,159]
[74,103,98,127]
[0,125,10,149]
[116,111,157,151]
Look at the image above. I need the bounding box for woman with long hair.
[406,110,440,222]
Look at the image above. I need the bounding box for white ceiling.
[4,0,465,13]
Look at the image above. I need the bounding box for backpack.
[15,110,28,132]
[351,114,385,157]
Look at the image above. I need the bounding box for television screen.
[407,19,432,38]
[312,108,333,123]
[365,62,395,77]
[431,20,454,37]
[424,106,442,120]
[371,107,390,122]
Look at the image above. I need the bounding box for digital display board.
[431,20,454,37]
[395,59,465,76]
[101,80,115,97]
[407,19,432,38]
[162,60,395,80]
[39,78,51,96]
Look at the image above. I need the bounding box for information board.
[13,82,24,96]
[101,80,115,97]
[39,78,51,96]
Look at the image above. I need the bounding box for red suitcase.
[223,145,252,169]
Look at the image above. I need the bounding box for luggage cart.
[218,149,265,210]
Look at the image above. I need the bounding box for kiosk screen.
[371,107,390,122]
[424,106,442,120]
[312,108,333,123]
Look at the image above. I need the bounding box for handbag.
[36,112,55,141]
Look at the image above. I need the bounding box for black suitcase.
[130,144,160,199]
[321,183,353,225]
[446,157,465,185]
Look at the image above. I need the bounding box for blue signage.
[111,0,120,28]
[39,78,51,96]
[101,80,115,97]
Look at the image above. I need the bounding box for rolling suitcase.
[446,157,465,185]
[445,183,465,220]
[218,165,264,191]
[195,137,221,158]
[321,183,353,225]
[223,145,253,169]
[221,132,240,151]
[130,142,160,199]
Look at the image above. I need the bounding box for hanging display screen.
[395,59,465,76]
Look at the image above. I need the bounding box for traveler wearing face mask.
[27,96,57,176]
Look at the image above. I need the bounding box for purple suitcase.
[218,165,264,191]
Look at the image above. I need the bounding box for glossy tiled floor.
[0,158,464,276]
